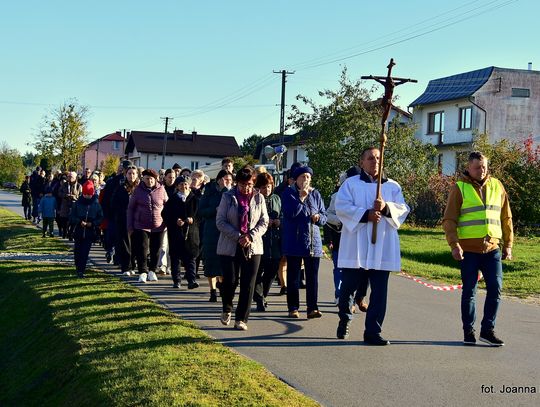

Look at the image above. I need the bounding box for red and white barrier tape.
[399,271,483,291]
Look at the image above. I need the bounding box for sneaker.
[364,332,390,346]
[479,330,504,347]
[105,252,112,264]
[234,321,248,331]
[138,272,148,283]
[288,310,300,318]
[463,330,476,345]
[123,271,132,276]
[255,299,266,312]
[187,282,199,290]
[356,297,368,312]
[220,312,232,326]
[173,282,180,289]
[42,234,46,238]
[307,310,323,319]
[147,271,158,281]
[337,320,350,339]
[209,289,217,302]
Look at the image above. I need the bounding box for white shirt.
[335,175,409,271]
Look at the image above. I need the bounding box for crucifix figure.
[361,58,417,243]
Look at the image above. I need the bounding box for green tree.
[0,142,25,185]
[101,154,121,178]
[33,99,90,172]
[240,134,264,156]
[289,67,437,205]
[232,155,258,172]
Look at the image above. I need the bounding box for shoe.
[479,330,504,347]
[220,312,232,326]
[122,271,132,276]
[48,233,54,237]
[209,289,217,302]
[279,286,287,296]
[288,310,300,318]
[356,297,368,312]
[463,330,476,345]
[105,252,112,264]
[255,299,266,312]
[307,310,323,319]
[364,332,390,346]
[300,281,306,289]
[234,321,248,331]
[173,282,180,289]
[42,234,46,238]
[147,271,158,281]
[157,269,166,275]
[187,282,199,290]
[138,273,148,283]
[337,320,350,339]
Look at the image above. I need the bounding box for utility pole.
[160,117,173,169]
[273,70,294,144]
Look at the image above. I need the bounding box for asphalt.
[1,189,539,407]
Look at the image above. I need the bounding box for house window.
[427,111,444,134]
[112,141,121,150]
[190,161,199,171]
[512,88,530,98]
[459,107,472,130]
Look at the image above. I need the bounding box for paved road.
[1,190,539,407]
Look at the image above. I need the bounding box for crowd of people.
[19,149,512,346]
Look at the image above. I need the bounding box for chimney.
[173,129,183,141]
[192,131,197,141]
[528,62,533,71]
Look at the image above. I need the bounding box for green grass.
[0,208,318,407]
[399,225,540,298]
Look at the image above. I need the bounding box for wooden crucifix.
[361,58,417,244]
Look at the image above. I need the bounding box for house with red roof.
[82,131,127,170]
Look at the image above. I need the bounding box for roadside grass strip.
[0,208,318,407]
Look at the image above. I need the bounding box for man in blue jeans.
[443,151,513,347]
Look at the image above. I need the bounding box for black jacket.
[162,192,200,257]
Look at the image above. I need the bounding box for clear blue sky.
[1,0,537,153]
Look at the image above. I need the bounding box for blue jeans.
[331,250,342,298]
[286,256,320,313]
[338,268,390,335]
[460,249,503,333]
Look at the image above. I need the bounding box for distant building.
[82,131,126,170]
[125,130,241,170]
[410,65,540,174]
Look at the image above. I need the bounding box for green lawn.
[0,208,318,407]
[399,225,540,298]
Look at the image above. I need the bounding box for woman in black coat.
[161,175,200,289]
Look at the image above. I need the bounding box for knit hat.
[122,160,133,169]
[142,169,159,179]
[291,165,313,180]
[172,163,181,170]
[82,180,95,196]
[174,175,191,186]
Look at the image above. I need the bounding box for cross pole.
[361,58,417,244]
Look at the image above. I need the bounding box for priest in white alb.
[335,147,409,345]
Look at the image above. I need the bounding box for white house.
[410,65,540,175]
[125,130,241,171]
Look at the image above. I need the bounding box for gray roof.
[409,67,494,107]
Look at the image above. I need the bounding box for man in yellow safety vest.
[443,151,513,347]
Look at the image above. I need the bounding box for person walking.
[58,171,82,240]
[156,168,177,275]
[253,172,282,312]
[70,181,103,278]
[199,169,234,302]
[162,175,200,289]
[127,169,168,283]
[281,166,327,319]
[20,176,32,220]
[443,151,513,347]
[335,147,409,345]
[38,187,57,237]
[216,166,268,331]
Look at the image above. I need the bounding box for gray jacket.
[216,188,269,257]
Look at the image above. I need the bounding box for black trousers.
[221,246,261,323]
[23,204,31,219]
[286,256,320,313]
[253,257,280,302]
[115,223,132,272]
[74,235,93,276]
[131,230,163,274]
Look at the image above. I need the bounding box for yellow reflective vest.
[456,178,503,239]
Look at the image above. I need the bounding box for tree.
[240,134,264,156]
[101,154,121,178]
[33,99,90,172]
[22,151,37,171]
[0,142,25,185]
[232,155,258,172]
[289,67,437,204]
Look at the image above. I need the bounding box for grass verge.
[0,208,318,407]
[399,225,540,298]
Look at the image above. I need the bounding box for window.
[190,161,199,171]
[459,107,472,130]
[293,149,298,164]
[428,111,444,134]
[112,140,121,150]
[512,88,530,98]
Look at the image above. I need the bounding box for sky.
[1,0,538,154]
